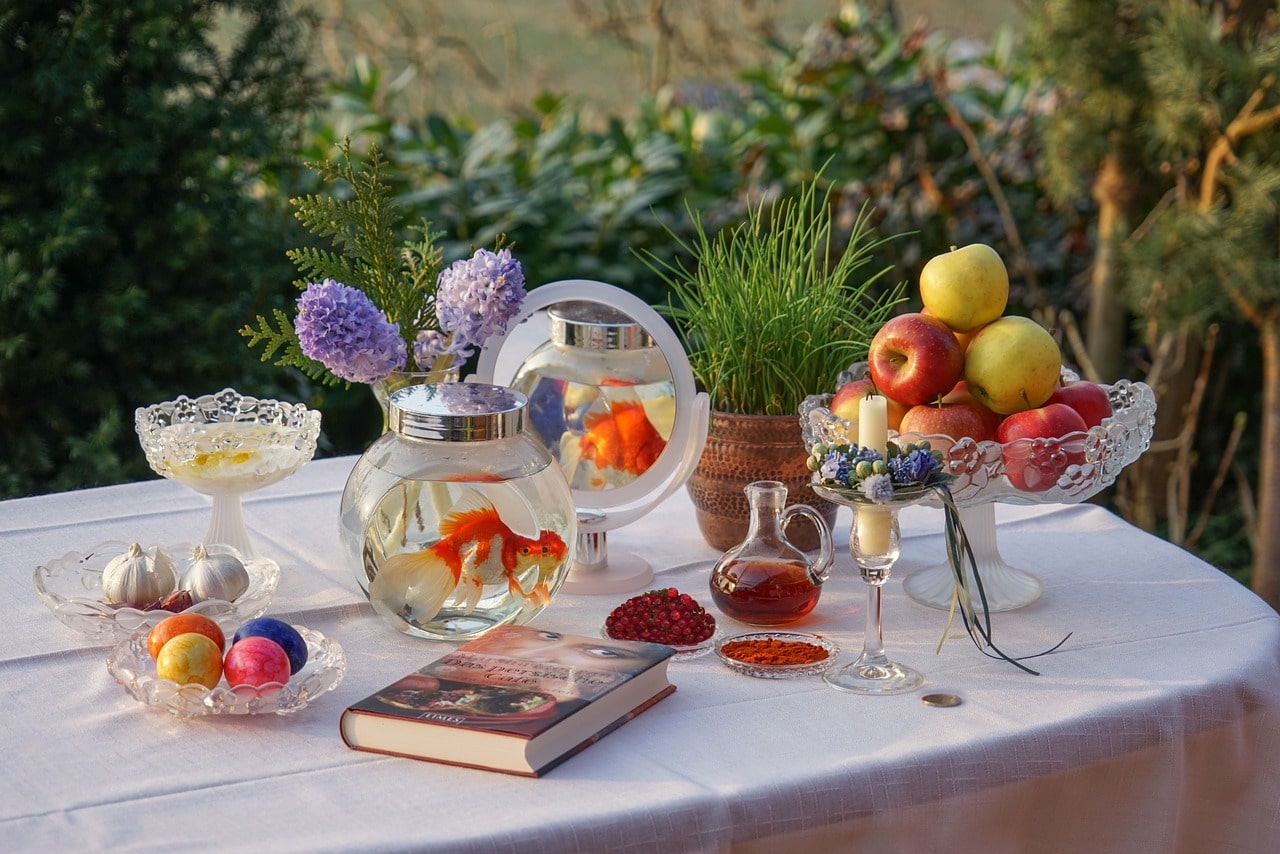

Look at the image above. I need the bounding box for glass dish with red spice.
[715,631,839,678]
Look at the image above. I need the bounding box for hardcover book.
[339,624,676,776]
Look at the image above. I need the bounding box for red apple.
[832,378,909,430]
[899,401,998,444]
[868,313,965,407]
[996,403,1089,492]
[940,380,1002,437]
[1046,380,1113,429]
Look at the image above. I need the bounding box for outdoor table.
[4,455,1278,852]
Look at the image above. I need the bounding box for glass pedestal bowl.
[135,389,321,557]
[801,372,1157,611]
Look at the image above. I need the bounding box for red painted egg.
[223,636,292,689]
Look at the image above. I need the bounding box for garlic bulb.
[181,544,251,603]
[101,542,177,605]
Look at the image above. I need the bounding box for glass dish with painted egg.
[34,540,279,644]
[106,624,346,717]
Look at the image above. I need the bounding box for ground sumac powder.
[720,637,829,666]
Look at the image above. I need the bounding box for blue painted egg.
[233,617,307,674]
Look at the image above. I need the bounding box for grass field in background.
[300,0,1022,121]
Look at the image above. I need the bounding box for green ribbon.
[931,484,1072,675]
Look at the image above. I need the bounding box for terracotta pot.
[686,411,837,552]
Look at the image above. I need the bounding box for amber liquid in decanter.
[710,558,824,625]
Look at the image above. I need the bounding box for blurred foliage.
[262,5,1081,454]
[301,6,1084,313]
[4,1,1256,589]
[1021,0,1280,590]
[725,8,1088,313]
[2,2,1084,496]
[0,0,320,497]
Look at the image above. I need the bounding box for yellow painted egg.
[155,632,224,688]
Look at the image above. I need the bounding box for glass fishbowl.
[509,300,676,492]
[339,383,576,641]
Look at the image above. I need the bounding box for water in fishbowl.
[517,377,676,490]
[341,474,575,641]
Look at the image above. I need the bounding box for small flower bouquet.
[241,140,525,386]
[806,439,953,503]
[809,439,1068,674]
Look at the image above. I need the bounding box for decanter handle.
[781,503,835,585]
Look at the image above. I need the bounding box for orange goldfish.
[578,400,666,485]
[368,493,568,625]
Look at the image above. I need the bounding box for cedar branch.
[1199,83,1280,212]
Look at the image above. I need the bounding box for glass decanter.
[709,481,835,626]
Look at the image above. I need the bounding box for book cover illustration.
[347,625,674,739]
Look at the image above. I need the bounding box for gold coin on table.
[921,692,962,708]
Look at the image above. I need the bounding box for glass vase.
[340,383,577,641]
[371,367,461,430]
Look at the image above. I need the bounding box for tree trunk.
[1086,151,1130,383]
[1254,319,1280,610]
[1128,327,1202,533]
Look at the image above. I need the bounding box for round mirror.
[472,279,709,594]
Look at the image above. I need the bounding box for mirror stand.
[474,279,709,597]
[560,511,654,594]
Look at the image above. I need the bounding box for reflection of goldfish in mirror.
[577,399,666,486]
[368,491,568,625]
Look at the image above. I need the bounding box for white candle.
[857,394,892,555]
[857,505,893,557]
[857,395,888,456]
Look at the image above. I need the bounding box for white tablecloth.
[3,456,1278,852]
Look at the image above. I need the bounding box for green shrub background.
[0,1,320,494]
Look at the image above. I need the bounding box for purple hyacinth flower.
[295,278,406,383]
[413,329,449,370]
[435,248,527,359]
[889,448,939,485]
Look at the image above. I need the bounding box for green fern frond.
[238,308,344,386]
[291,139,405,312]
[285,246,358,292]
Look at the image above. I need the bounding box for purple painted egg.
[223,636,292,688]
[233,617,308,674]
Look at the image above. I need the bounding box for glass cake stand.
[801,372,1157,611]
[135,389,321,557]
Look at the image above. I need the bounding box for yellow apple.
[918,244,1009,333]
[963,316,1061,414]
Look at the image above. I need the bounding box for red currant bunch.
[605,588,716,647]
